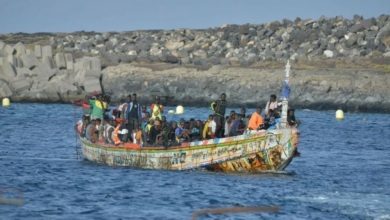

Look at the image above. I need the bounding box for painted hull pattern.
[80,128,300,172]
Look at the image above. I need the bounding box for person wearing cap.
[151,96,164,120]
[210,93,227,138]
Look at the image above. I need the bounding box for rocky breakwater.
[102,64,390,112]
[25,14,390,66]
[0,41,103,102]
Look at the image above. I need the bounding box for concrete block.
[82,59,91,70]
[42,45,52,58]
[0,41,5,50]
[0,50,8,57]
[0,81,14,97]
[54,52,66,70]
[15,57,23,68]
[42,56,56,69]
[20,54,40,70]
[83,78,101,93]
[3,44,15,55]
[9,76,31,93]
[64,53,74,70]
[26,49,34,55]
[16,67,33,77]
[0,57,7,65]
[35,45,42,58]
[0,62,17,80]
[84,57,101,70]
[32,63,52,79]
[74,61,83,71]
[8,55,17,66]
[13,42,26,57]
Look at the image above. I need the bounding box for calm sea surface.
[0,103,389,220]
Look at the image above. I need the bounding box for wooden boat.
[79,61,300,171]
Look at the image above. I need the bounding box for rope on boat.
[74,106,81,160]
[191,206,279,220]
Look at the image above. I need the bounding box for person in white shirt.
[208,115,217,139]
[265,94,278,116]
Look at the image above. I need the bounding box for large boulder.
[20,54,40,70]
[0,80,14,97]
[349,24,365,33]
[193,49,207,59]
[13,42,26,57]
[165,41,184,50]
[375,24,390,46]
[0,62,17,81]
[361,18,377,29]
[8,76,31,93]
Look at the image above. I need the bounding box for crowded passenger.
[76,91,300,148]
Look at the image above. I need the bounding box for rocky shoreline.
[1,14,390,112]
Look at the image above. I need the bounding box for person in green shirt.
[90,94,107,119]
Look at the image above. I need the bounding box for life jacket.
[114,125,121,145]
[211,99,227,116]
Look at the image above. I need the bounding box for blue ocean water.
[0,103,389,220]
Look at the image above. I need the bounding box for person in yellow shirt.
[202,114,214,139]
[151,96,164,120]
[248,107,264,130]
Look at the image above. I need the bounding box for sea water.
[0,104,389,220]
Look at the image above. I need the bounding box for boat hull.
[80,128,300,172]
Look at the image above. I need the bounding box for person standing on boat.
[151,96,164,120]
[125,93,143,143]
[90,94,107,120]
[210,93,227,138]
[71,95,91,118]
[265,94,278,116]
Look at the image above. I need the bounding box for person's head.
[269,109,274,116]
[149,118,155,125]
[91,119,96,126]
[172,121,177,128]
[97,94,103,101]
[102,119,108,125]
[270,94,277,102]
[154,120,161,128]
[112,120,117,127]
[231,114,236,120]
[256,107,262,115]
[208,114,213,121]
[230,110,236,116]
[126,95,132,103]
[155,96,160,104]
[241,108,246,115]
[180,118,185,124]
[237,114,242,121]
[162,116,167,122]
[84,117,90,124]
[142,105,147,112]
[220,93,226,100]
[96,118,101,125]
[288,109,294,116]
[145,112,151,119]
[196,120,202,127]
[132,93,137,101]
[155,116,160,121]
[180,120,185,127]
[184,121,190,129]
[189,118,195,126]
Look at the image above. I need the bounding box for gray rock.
[20,54,40,70]
[180,57,190,65]
[16,67,33,77]
[172,50,188,58]
[109,37,119,47]
[361,18,377,29]
[34,45,42,58]
[54,53,66,70]
[2,44,15,56]
[239,25,249,35]
[106,53,120,64]
[377,15,389,28]
[375,24,390,46]
[193,49,207,59]
[102,32,110,40]
[64,53,74,70]
[165,41,184,50]
[165,55,179,64]
[42,46,52,58]
[9,76,31,93]
[332,26,347,38]
[94,35,105,45]
[349,24,365,33]
[206,57,220,65]
[32,63,53,79]
[345,33,357,47]
[0,62,17,81]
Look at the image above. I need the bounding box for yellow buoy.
[2,98,10,107]
[175,105,184,114]
[168,110,175,114]
[336,109,344,120]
